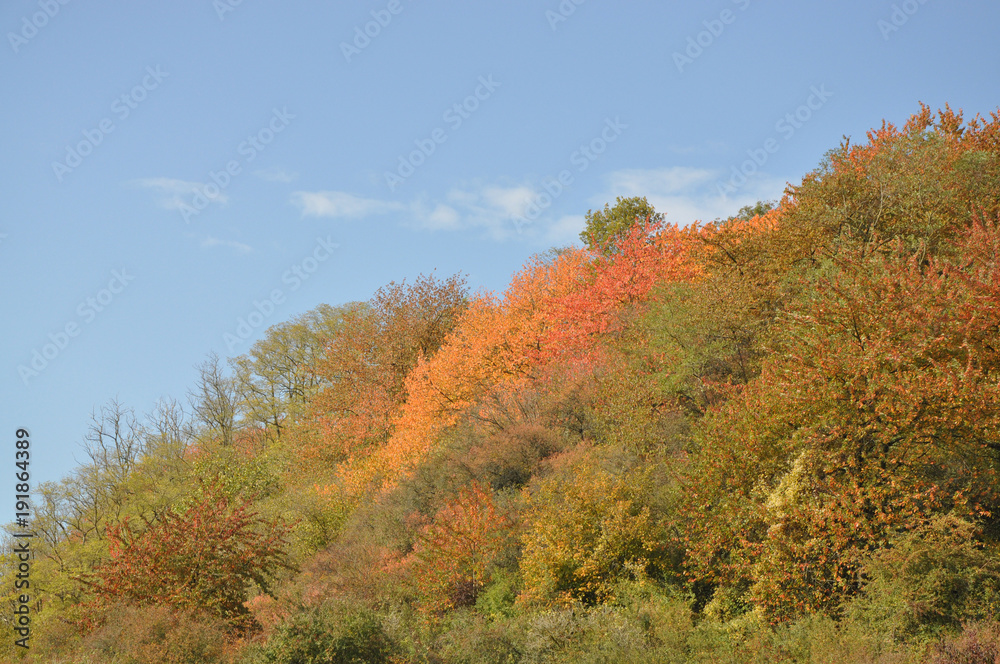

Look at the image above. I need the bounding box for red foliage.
[542,220,702,360]
[81,487,292,634]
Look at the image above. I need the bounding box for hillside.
[4,103,1000,664]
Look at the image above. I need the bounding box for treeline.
[4,103,1000,664]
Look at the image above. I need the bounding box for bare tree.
[189,352,239,447]
[55,398,146,542]
[82,397,145,483]
[145,397,193,462]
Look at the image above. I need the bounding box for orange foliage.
[542,220,702,360]
[337,251,591,493]
[396,483,514,614]
[337,223,713,494]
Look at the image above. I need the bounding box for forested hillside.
[5,104,1000,663]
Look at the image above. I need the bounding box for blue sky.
[2,0,998,522]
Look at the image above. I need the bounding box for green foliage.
[433,611,524,664]
[230,305,347,443]
[728,200,776,222]
[253,602,398,664]
[475,570,521,620]
[190,451,281,503]
[580,195,663,252]
[847,516,1000,641]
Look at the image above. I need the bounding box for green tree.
[580,196,663,252]
[231,304,347,445]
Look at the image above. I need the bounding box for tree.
[546,219,701,362]
[308,273,468,472]
[230,305,345,445]
[355,252,590,493]
[82,484,292,634]
[189,352,239,448]
[519,446,668,607]
[684,221,1000,622]
[728,200,776,223]
[580,196,663,252]
[399,483,514,614]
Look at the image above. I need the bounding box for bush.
[929,622,1000,664]
[519,445,670,607]
[521,605,649,664]
[846,516,1000,642]
[434,611,524,664]
[255,601,397,664]
[76,603,235,664]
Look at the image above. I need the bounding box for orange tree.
[396,482,514,614]
[305,273,467,470]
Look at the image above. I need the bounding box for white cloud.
[606,167,718,195]
[543,214,586,246]
[414,182,538,240]
[479,185,537,218]
[285,164,789,246]
[132,177,229,210]
[598,166,788,226]
[254,167,298,183]
[200,236,252,253]
[414,203,461,230]
[291,191,406,218]
[291,183,538,239]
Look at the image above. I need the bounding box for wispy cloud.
[288,165,788,245]
[291,190,406,218]
[409,201,461,231]
[200,236,252,253]
[132,177,229,210]
[254,167,298,183]
[598,166,787,226]
[417,182,538,239]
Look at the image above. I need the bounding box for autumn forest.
[6,104,1000,663]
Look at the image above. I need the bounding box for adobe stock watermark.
[223,236,338,352]
[341,0,411,63]
[52,66,169,183]
[878,0,931,40]
[384,75,501,192]
[8,0,72,54]
[673,0,751,73]
[18,269,135,385]
[512,117,627,233]
[179,107,295,223]
[546,0,586,31]
[717,85,833,199]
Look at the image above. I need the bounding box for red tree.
[82,486,292,633]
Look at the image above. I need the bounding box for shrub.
[76,603,235,664]
[255,601,397,664]
[846,516,1000,641]
[929,621,1000,664]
